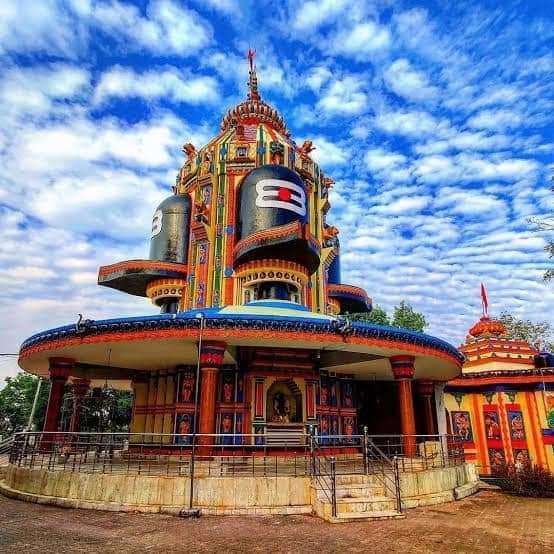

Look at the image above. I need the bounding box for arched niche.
[266,379,303,424]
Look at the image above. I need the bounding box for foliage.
[349,301,427,332]
[391,301,427,332]
[529,180,553,282]
[496,463,554,498]
[0,373,49,437]
[74,387,132,433]
[499,311,554,351]
[349,305,390,325]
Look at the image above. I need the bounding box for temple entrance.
[357,381,401,435]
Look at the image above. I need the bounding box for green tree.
[391,301,427,332]
[76,388,132,432]
[499,312,554,350]
[349,305,390,325]
[0,373,49,437]
[529,178,553,281]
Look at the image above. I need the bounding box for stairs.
[264,424,305,447]
[312,474,404,523]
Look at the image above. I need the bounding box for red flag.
[480,283,489,316]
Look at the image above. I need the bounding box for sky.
[0,0,553,380]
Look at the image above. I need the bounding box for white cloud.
[0,0,86,56]
[332,20,391,58]
[0,0,212,58]
[383,59,438,102]
[292,0,350,31]
[91,0,212,55]
[94,66,220,105]
[317,75,367,115]
[467,108,524,130]
[375,110,450,138]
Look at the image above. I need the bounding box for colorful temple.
[18,54,465,452]
[445,301,554,475]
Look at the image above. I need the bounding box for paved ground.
[0,491,552,553]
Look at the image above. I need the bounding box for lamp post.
[184,312,204,516]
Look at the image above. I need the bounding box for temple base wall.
[1,463,478,516]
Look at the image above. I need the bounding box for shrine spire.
[247,48,260,101]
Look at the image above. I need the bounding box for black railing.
[9,432,464,479]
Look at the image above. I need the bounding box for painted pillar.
[68,378,90,433]
[43,358,74,433]
[197,341,226,454]
[390,355,417,457]
[417,380,437,435]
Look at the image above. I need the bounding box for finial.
[480,282,489,318]
[247,48,260,101]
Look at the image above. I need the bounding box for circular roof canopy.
[19,305,463,382]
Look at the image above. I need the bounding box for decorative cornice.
[98,260,187,278]
[19,313,464,366]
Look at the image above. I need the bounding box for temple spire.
[247,48,260,101]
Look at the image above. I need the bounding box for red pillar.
[68,378,90,433]
[417,380,437,436]
[197,341,226,455]
[390,355,417,457]
[43,358,74,433]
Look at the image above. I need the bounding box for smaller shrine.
[445,289,554,475]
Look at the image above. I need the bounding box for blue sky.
[0,0,553,379]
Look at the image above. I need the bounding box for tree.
[529,178,553,281]
[0,373,49,437]
[349,305,390,325]
[391,301,427,332]
[77,388,132,432]
[499,312,554,351]
[349,301,427,332]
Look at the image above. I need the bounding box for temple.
[445,294,554,475]
[9,54,482,520]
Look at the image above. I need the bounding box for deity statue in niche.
[175,414,193,444]
[222,374,234,403]
[342,382,353,408]
[221,414,233,434]
[180,372,194,403]
[484,411,501,439]
[343,417,354,436]
[514,449,530,470]
[330,381,337,406]
[452,411,473,442]
[320,382,328,406]
[488,448,505,473]
[271,392,291,423]
[508,411,525,440]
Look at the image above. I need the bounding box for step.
[335,496,398,514]
[315,484,386,499]
[333,510,405,522]
[334,484,386,499]
[335,474,382,485]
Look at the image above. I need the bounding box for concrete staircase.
[312,473,404,523]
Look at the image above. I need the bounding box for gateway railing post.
[330,457,337,518]
[363,425,369,474]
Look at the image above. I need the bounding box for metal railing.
[0,435,14,467]
[8,431,464,479]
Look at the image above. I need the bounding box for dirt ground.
[0,490,552,553]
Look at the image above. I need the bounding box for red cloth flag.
[481,283,489,316]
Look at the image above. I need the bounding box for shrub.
[496,463,554,498]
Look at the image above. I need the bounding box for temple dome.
[468,316,507,338]
[220,49,288,135]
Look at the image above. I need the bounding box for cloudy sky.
[0,0,553,379]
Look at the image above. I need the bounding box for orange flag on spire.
[480,283,489,317]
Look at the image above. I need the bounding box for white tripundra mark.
[255,179,306,216]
